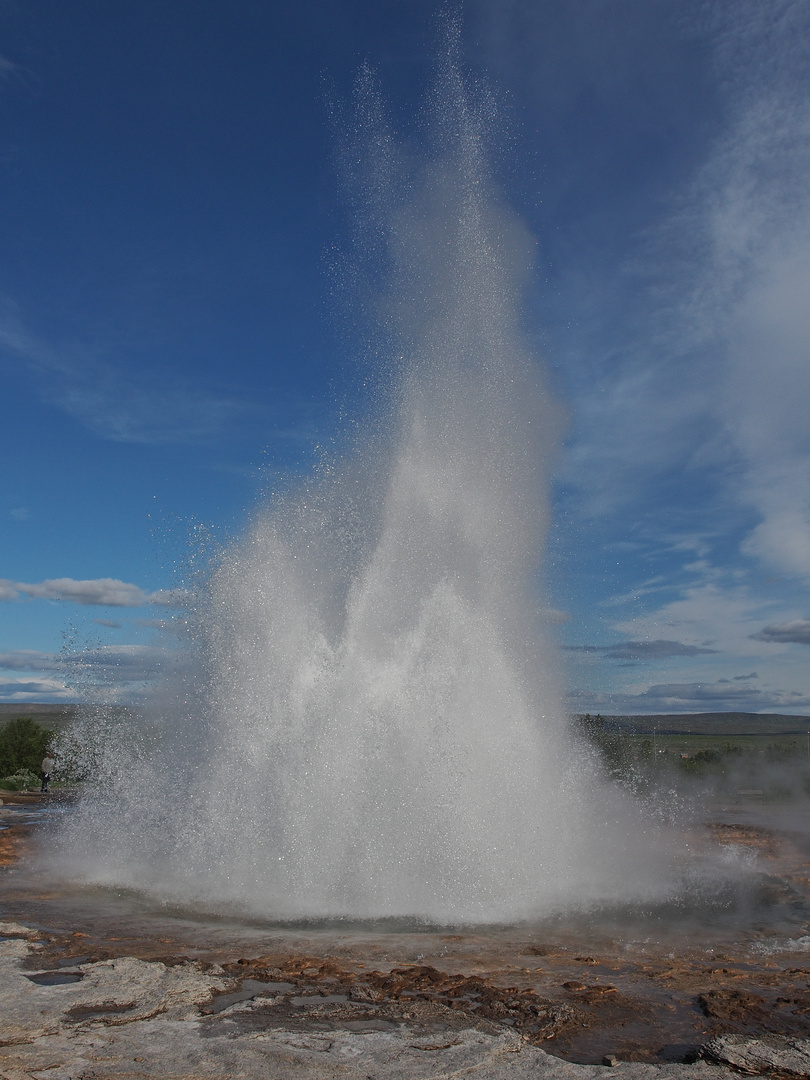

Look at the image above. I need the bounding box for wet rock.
[701,1033,810,1075]
[0,935,231,1046]
[350,983,387,1003]
[0,929,760,1079]
[0,920,42,941]
[697,989,769,1024]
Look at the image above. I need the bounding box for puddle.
[203,979,295,1014]
[343,1018,396,1031]
[56,954,91,967]
[290,993,350,1006]
[25,971,84,985]
[66,1001,136,1021]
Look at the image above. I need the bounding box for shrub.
[0,768,40,791]
[0,718,55,778]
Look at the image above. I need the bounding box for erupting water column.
[54,39,675,923]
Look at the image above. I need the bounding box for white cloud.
[611,576,773,655]
[716,239,810,582]
[0,651,74,703]
[0,649,63,672]
[9,507,29,521]
[0,643,173,703]
[0,644,164,678]
[553,1,810,591]
[0,580,19,602]
[0,679,75,703]
[0,577,185,608]
[148,588,189,607]
[671,3,810,583]
[62,644,168,682]
[581,552,810,714]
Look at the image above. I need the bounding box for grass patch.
[576,716,810,800]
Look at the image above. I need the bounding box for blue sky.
[2,0,810,715]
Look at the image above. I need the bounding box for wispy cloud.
[0,54,25,84]
[0,299,254,446]
[0,577,185,607]
[0,297,335,451]
[551,0,810,667]
[660,2,810,583]
[565,639,717,661]
[552,1,810,599]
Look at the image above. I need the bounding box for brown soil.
[2,802,810,1065]
[0,806,37,866]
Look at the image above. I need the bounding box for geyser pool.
[52,40,682,923]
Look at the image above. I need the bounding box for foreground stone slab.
[0,928,752,1080]
[701,1033,810,1076]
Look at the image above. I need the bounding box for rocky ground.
[2,795,810,1079]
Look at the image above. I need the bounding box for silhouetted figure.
[41,753,54,794]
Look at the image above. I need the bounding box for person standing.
[41,752,54,794]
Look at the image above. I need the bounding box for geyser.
[54,40,678,923]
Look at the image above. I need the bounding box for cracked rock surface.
[0,926,748,1080]
[701,1033,810,1076]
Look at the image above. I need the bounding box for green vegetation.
[576,714,810,800]
[0,768,41,791]
[578,713,648,777]
[0,717,55,790]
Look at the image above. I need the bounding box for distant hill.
[3,704,809,738]
[581,712,810,735]
[0,703,79,730]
